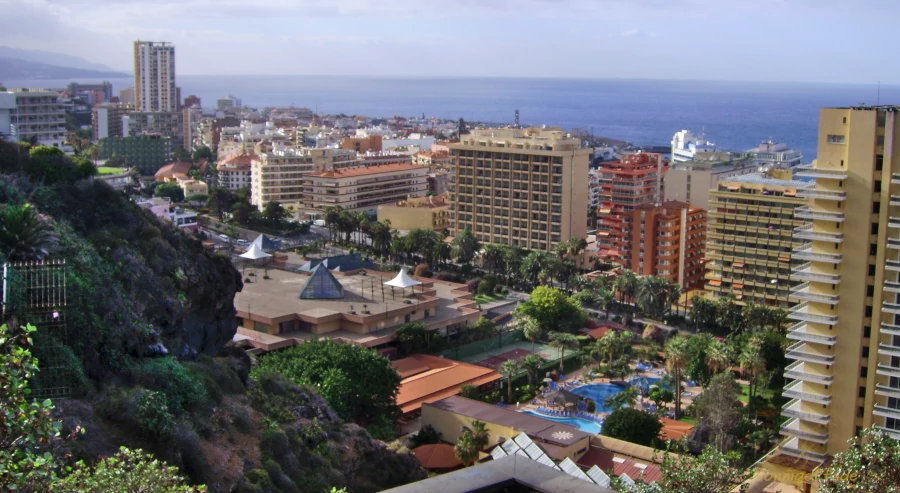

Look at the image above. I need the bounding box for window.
[873,223,880,235]
[866,306,873,317]
[877,155,884,171]
[859,386,866,398]
[867,285,875,297]
[861,366,868,378]
[862,346,870,358]
[878,136,885,147]
[870,244,878,256]
[876,180,882,193]
[870,265,877,276]
[827,134,846,144]
[874,202,881,214]
[865,326,872,338]
[858,406,865,418]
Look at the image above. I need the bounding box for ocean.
[7,75,900,160]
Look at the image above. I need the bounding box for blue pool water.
[570,383,629,414]
[522,410,602,434]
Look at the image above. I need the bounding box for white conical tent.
[383,267,421,288]
[240,243,272,260]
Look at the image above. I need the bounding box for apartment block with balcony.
[596,152,667,263]
[133,41,177,113]
[664,154,759,209]
[377,193,450,232]
[251,147,359,211]
[123,111,186,150]
[302,162,429,217]
[217,150,257,190]
[447,127,591,252]
[704,170,808,308]
[5,89,66,148]
[92,102,133,140]
[629,201,707,290]
[765,106,900,484]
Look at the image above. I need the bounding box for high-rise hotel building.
[133,41,177,112]
[447,128,590,251]
[766,106,900,485]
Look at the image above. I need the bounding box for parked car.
[314,219,326,226]
[236,239,249,246]
[218,234,230,242]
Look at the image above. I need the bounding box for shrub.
[231,405,254,433]
[459,383,479,399]
[477,276,497,296]
[130,357,209,413]
[136,390,175,441]
[410,425,442,448]
[466,278,481,293]
[585,398,597,413]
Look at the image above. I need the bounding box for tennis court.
[457,341,563,370]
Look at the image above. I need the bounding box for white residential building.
[133,41,177,112]
[251,147,359,211]
[5,89,66,148]
[671,129,716,163]
[217,150,256,190]
[746,141,803,168]
[0,92,14,139]
[216,94,242,110]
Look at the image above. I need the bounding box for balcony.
[878,343,900,358]
[875,384,900,399]
[886,282,900,293]
[891,218,900,230]
[780,418,829,444]
[788,302,838,325]
[784,361,834,385]
[796,188,847,201]
[873,405,900,420]
[789,283,839,304]
[793,166,848,180]
[875,426,900,440]
[892,195,900,207]
[782,399,830,425]
[883,302,900,315]
[890,238,900,250]
[893,173,900,185]
[881,322,900,337]
[793,225,844,243]
[780,437,827,463]
[877,362,900,378]
[888,260,900,272]
[792,243,842,264]
[783,380,832,405]
[787,341,836,365]
[791,263,841,284]
[794,206,845,222]
[787,321,837,346]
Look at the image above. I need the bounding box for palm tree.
[636,276,670,319]
[451,228,480,265]
[470,420,490,451]
[553,241,569,262]
[432,241,451,269]
[352,211,369,246]
[706,340,732,374]
[516,314,542,353]
[614,270,638,305]
[599,288,615,319]
[739,344,766,417]
[665,336,690,418]
[519,250,544,287]
[605,385,639,410]
[324,206,343,242]
[568,237,588,267]
[521,354,545,386]
[482,244,506,276]
[593,331,617,365]
[504,247,526,287]
[454,432,479,467]
[0,204,56,261]
[548,332,579,374]
[499,359,519,404]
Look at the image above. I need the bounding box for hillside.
[0,57,128,81]
[0,142,425,492]
[0,45,120,72]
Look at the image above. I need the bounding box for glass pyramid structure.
[299,264,344,299]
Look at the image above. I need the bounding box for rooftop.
[576,446,662,484]
[720,172,810,189]
[154,161,192,179]
[307,162,423,178]
[424,395,593,447]
[393,354,501,414]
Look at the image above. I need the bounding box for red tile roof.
[219,150,258,167]
[394,354,501,415]
[576,446,662,484]
[658,417,695,441]
[154,161,192,179]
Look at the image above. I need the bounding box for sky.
[1,0,897,84]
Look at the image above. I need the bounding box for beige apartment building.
[377,193,450,231]
[133,41,177,112]
[6,89,66,148]
[302,163,429,217]
[448,127,590,251]
[763,106,900,489]
[664,153,760,209]
[92,102,133,140]
[704,170,808,308]
[251,147,358,211]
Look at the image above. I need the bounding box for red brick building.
[628,201,706,289]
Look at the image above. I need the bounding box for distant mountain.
[0,45,122,72]
[0,57,129,81]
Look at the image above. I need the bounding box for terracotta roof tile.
[308,162,423,179]
[394,354,501,414]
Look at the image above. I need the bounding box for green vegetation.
[55,447,206,492]
[818,428,900,493]
[515,286,585,334]
[611,444,753,493]
[601,408,662,447]
[252,339,402,431]
[454,420,489,467]
[155,182,186,202]
[96,166,129,175]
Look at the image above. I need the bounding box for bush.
[136,390,175,441]
[130,357,209,413]
[570,290,597,307]
[231,405,254,433]
[413,263,432,278]
[477,276,497,296]
[466,278,481,293]
[585,398,597,413]
[601,408,662,447]
[411,425,442,448]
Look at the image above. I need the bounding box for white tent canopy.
[239,243,272,260]
[383,267,421,288]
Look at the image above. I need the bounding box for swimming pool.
[569,383,629,414]
[522,410,603,434]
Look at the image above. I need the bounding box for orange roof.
[393,354,501,414]
[308,162,422,178]
[218,150,258,168]
[154,161,192,179]
[585,325,616,340]
[658,417,694,441]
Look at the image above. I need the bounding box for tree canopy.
[601,408,661,447]
[614,445,752,493]
[252,339,401,425]
[154,182,185,203]
[818,427,900,493]
[55,447,205,492]
[516,286,585,333]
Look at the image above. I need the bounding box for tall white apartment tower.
[133,41,176,112]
